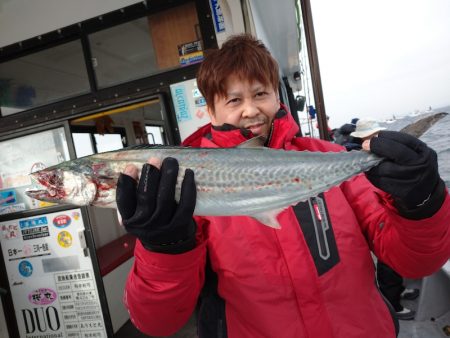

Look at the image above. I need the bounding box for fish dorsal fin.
[122,144,164,150]
[237,135,266,148]
[95,144,183,155]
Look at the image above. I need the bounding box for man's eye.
[256,92,268,97]
[227,98,239,104]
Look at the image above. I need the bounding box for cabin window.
[145,125,165,145]
[69,97,168,158]
[0,127,70,213]
[88,1,202,88]
[0,40,90,116]
[94,133,125,153]
[72,133,95,158]
[71,126,127,158]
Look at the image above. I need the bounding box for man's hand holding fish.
[117,157,197,254]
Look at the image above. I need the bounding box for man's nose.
[242,99,259,118]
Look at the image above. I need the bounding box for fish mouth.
[25,189,58,202]
[26,170,64,202]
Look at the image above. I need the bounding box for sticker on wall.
[1,223,19,240]
[18,260,33,277]
[53,214,71,228]
[210,0,225,33]
[195,97,206,107]
[171,85,192,122]
[178,40,204,66]
[71,211,80,221]
[28,288,57,305]
[196,110,205,119]
[57,231,73,248]
[19,216,50,240]
[7,242,51,262]
[0,189,17,205]
[38,201,56,208]
[192,88,202,98]
[0,202,26,215]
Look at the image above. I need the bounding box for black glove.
[116,157,197,254]
[366,131,446,220]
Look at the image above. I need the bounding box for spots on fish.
[292,177,301,183]
[224,187,236,193]
[92,163,106,172]
[198,186,213,193]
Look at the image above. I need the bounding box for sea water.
[420,113,450,187]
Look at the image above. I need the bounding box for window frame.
[0,0,217,134]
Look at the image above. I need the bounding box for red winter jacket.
[124,107,450,338]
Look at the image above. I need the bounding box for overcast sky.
[309,0,450,129]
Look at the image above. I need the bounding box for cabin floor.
[399,278,450,338]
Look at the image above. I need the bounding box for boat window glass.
[94,133,124,153]
[88,1,202,88]
[70,123,127,157]
[0,127,70,214]
[0,40,90,116]
[145,125,165,145]
[72,133,95,158]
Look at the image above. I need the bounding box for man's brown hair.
[197,34,279,113]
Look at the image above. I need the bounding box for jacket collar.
[182,103,300,149]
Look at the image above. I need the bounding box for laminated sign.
[0,209,108,338]
[178,40,204,66]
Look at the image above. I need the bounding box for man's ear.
[207,106,217,124]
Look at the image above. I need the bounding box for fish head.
[26,167,97,206]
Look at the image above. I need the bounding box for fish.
[26,139,382,228]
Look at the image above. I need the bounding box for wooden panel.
[148,2,200,69]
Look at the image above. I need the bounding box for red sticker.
[53,215,71,228]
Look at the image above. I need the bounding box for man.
[334,117,360,150]
[116,34,450,337]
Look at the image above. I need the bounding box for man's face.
[207,75,280,137]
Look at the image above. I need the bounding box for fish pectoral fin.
[251,209,284,229]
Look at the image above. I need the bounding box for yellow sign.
[57,231,73,248]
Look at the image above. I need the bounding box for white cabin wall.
[247,0,278,69]
[0,0,142,47]
[213,0,246,46]
[244,0,301,88]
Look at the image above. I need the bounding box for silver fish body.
[26,146,382,228]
